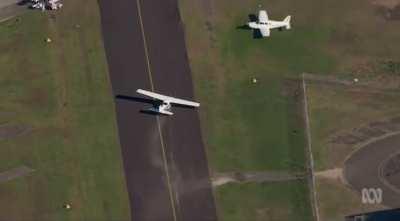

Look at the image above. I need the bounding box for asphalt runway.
[99,0,217,221]
[344,133,400,207]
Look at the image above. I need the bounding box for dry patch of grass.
[307,81,400,170]
[316,178,386,221]
[307,78,400,219]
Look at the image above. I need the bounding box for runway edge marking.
[302,73,320,221]
[135,0,179,220]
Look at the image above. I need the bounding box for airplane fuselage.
[136,89,200,116]
[248,20,289,30]
[156,102,173,115]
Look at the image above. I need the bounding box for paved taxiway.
[99,0,217,221]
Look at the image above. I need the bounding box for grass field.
[179,0,400,220]
[216,180,311,221]
[0,1,130,220]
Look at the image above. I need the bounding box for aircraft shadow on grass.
[17,0,30,6]
[236,14,263,39]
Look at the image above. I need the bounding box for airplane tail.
[283,15,291,29]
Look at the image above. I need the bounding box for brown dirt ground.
[316,177,387,221]
[315,168,344,182]
[328,116,400,169]
[212,171,304,186]
[372,0,400,8]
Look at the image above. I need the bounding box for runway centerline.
[135,0,179,220]
[99,0,218,219]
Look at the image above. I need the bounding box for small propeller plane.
[30,0,63,11]
[136,89,200,115]
[248,10,291,38]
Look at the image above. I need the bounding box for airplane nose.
[248,22,255,28]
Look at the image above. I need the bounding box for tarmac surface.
[344,133,400,207]
[0,0,26,22]
[0,0,19,9]
[98,0,217,221]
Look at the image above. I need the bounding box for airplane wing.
[259,27,270,37]
[165,97,200,107]
[137,89,200,107]
[258,10,268,23]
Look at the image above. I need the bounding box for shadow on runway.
[116,94,156,105]
[173,103,196,110]
[116,95,160,116]
[139,110,160,116]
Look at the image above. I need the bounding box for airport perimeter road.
[99,0,217,221]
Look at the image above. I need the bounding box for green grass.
[179,0,400,220]
[200,72,306,171]
[218,19,335,75]
[179,0,327,220]
[0,1,130,220]
[216,180,312,221]
[181,0,325,173]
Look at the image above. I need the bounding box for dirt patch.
[212,171,304,187]
[330,116,400,146]
[281,78,302,99]
[315,168,344,183]
[0,166,34,183]
[22,87,50,108]
[325,117,400,170]
[305,71,400,90]
[0,124,31,139]
[374,0,400,20]
[372,0,400,8]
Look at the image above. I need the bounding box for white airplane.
[136,89,200,115]
[48,0,62,10]
[30,0,62,11]
[31,1,45,11]
[248,10,291,37]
